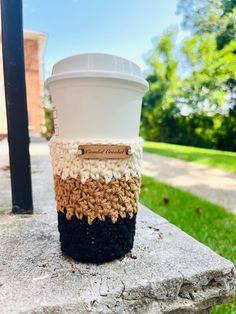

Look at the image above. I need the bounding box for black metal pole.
[1,0,33,213]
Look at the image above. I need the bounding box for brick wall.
[24,38,44,133]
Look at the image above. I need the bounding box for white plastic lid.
[45,53,148,91]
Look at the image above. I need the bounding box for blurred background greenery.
[141,0,236,152]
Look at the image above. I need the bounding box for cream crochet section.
[49,136,143,183]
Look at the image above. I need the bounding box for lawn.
[140,175,236,314]
[144,141,236,173]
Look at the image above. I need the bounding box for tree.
[177,0,236,150]
[141,0,236,150]
[177,0,236,49]
[177,0,222,34]
[180,34,236,113]
[141,30,180,141]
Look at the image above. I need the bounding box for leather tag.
[78,144,131,159]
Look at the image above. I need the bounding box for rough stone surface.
[0,136,235,313]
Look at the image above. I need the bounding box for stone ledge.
[0,203,235,314]
[0,138,235,313]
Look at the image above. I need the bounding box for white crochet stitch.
[49,136,143,183]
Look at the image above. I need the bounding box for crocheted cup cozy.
[49,136,143,263]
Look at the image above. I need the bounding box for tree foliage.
[141,30,180,140]
[177,0,222,34]
[141,0,236,151]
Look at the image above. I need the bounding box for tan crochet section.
[54,175,140,225]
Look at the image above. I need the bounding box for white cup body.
[46,53,148,139]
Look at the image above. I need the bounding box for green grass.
[144,141,236,173]
[140,175,236,314]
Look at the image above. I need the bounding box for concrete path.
[142,152,236,214]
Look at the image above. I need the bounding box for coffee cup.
[46,53,148,263]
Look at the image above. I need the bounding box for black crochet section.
[58,210,137,264]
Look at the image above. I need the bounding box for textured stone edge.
[131,205,236,313]
[0,205,235,314]
[117,269,236,314]
[19,266,235,314]
[20,206,236,314]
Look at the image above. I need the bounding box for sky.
[23,0,187,79]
